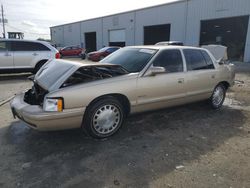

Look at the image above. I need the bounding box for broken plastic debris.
[175,165,185,170]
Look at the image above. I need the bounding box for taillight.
[55,52,60,59]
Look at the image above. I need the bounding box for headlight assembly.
[43,98,63,112]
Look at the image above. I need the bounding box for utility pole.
[1,4,6,38]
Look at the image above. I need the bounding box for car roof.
[0,39,48,44]
[62,45,80,48]
[125,45,204,51]
[0,39,58,51]
[107,46,121,48]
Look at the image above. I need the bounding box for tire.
[210,84,226,109]
[82,97,125,138]
[32,61,46,74]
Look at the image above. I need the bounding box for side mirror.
[145,66,166,76]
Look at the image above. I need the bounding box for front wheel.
[82,97,125,138]
[210,84,226,109]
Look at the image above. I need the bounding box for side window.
[201,50,215,69]
[33,43,50,51]
[12,41,50,51]
[184,49,209,71]
[153,49,183,73]
[0,41,7,51]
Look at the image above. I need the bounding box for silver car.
[0,39,60,73]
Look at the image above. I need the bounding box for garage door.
[200,16,249,61]
[85,32,96,52]
[109,29,126,47]
[144,24,171,45]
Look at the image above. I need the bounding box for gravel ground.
[0,60,249,188]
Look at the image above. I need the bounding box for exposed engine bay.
[23,65,128,105]
[61,65,128,88]
[24,83,47,105]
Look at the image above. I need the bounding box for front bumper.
[10,93,85,131]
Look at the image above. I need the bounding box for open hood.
[35,60,84,91]
[202,45,228,62]
[34,59,127,92]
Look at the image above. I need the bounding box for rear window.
[201,50,215,69]
[183,49,214,71]
[11,41,50,51]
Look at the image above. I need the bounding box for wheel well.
[87,94,131,116]
[33,60,48,73]
[36,59,48,68]
[219,81,230,90]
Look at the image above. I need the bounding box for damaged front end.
[24,76,48,105]
[23,64,128,105]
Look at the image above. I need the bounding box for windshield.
[61,65,128,88]
[101,48,157,73]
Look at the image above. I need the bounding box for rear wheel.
[210,84,226,109]
[82,97,125,138]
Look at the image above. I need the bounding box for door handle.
[4,53,11,56]
[178,78,184,83]
[211,75,215,79]
[32,53,38,56]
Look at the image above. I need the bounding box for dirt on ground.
[0,60,249,188]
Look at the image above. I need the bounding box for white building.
[50,0,250,62]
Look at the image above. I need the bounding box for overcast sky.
[0,0,179,40]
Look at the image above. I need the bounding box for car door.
[72,46,80,55]
[65,47,73,56]
[183,49,219,100]
[12,41,38,68]
[136,49,187,111]
[0,41,14,69]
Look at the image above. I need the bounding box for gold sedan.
[10,46,235,138]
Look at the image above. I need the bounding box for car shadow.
[3,101,247,187]
[0,73,32,81]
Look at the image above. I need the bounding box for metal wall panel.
[51,0,250,61]
[102,12,135,46]
[135,2,187,45]
[50,27,64,47]
[63,23,81,47]
[185,0,250,61]
[80,18,102,50]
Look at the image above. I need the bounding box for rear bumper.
[10,93,85,131]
